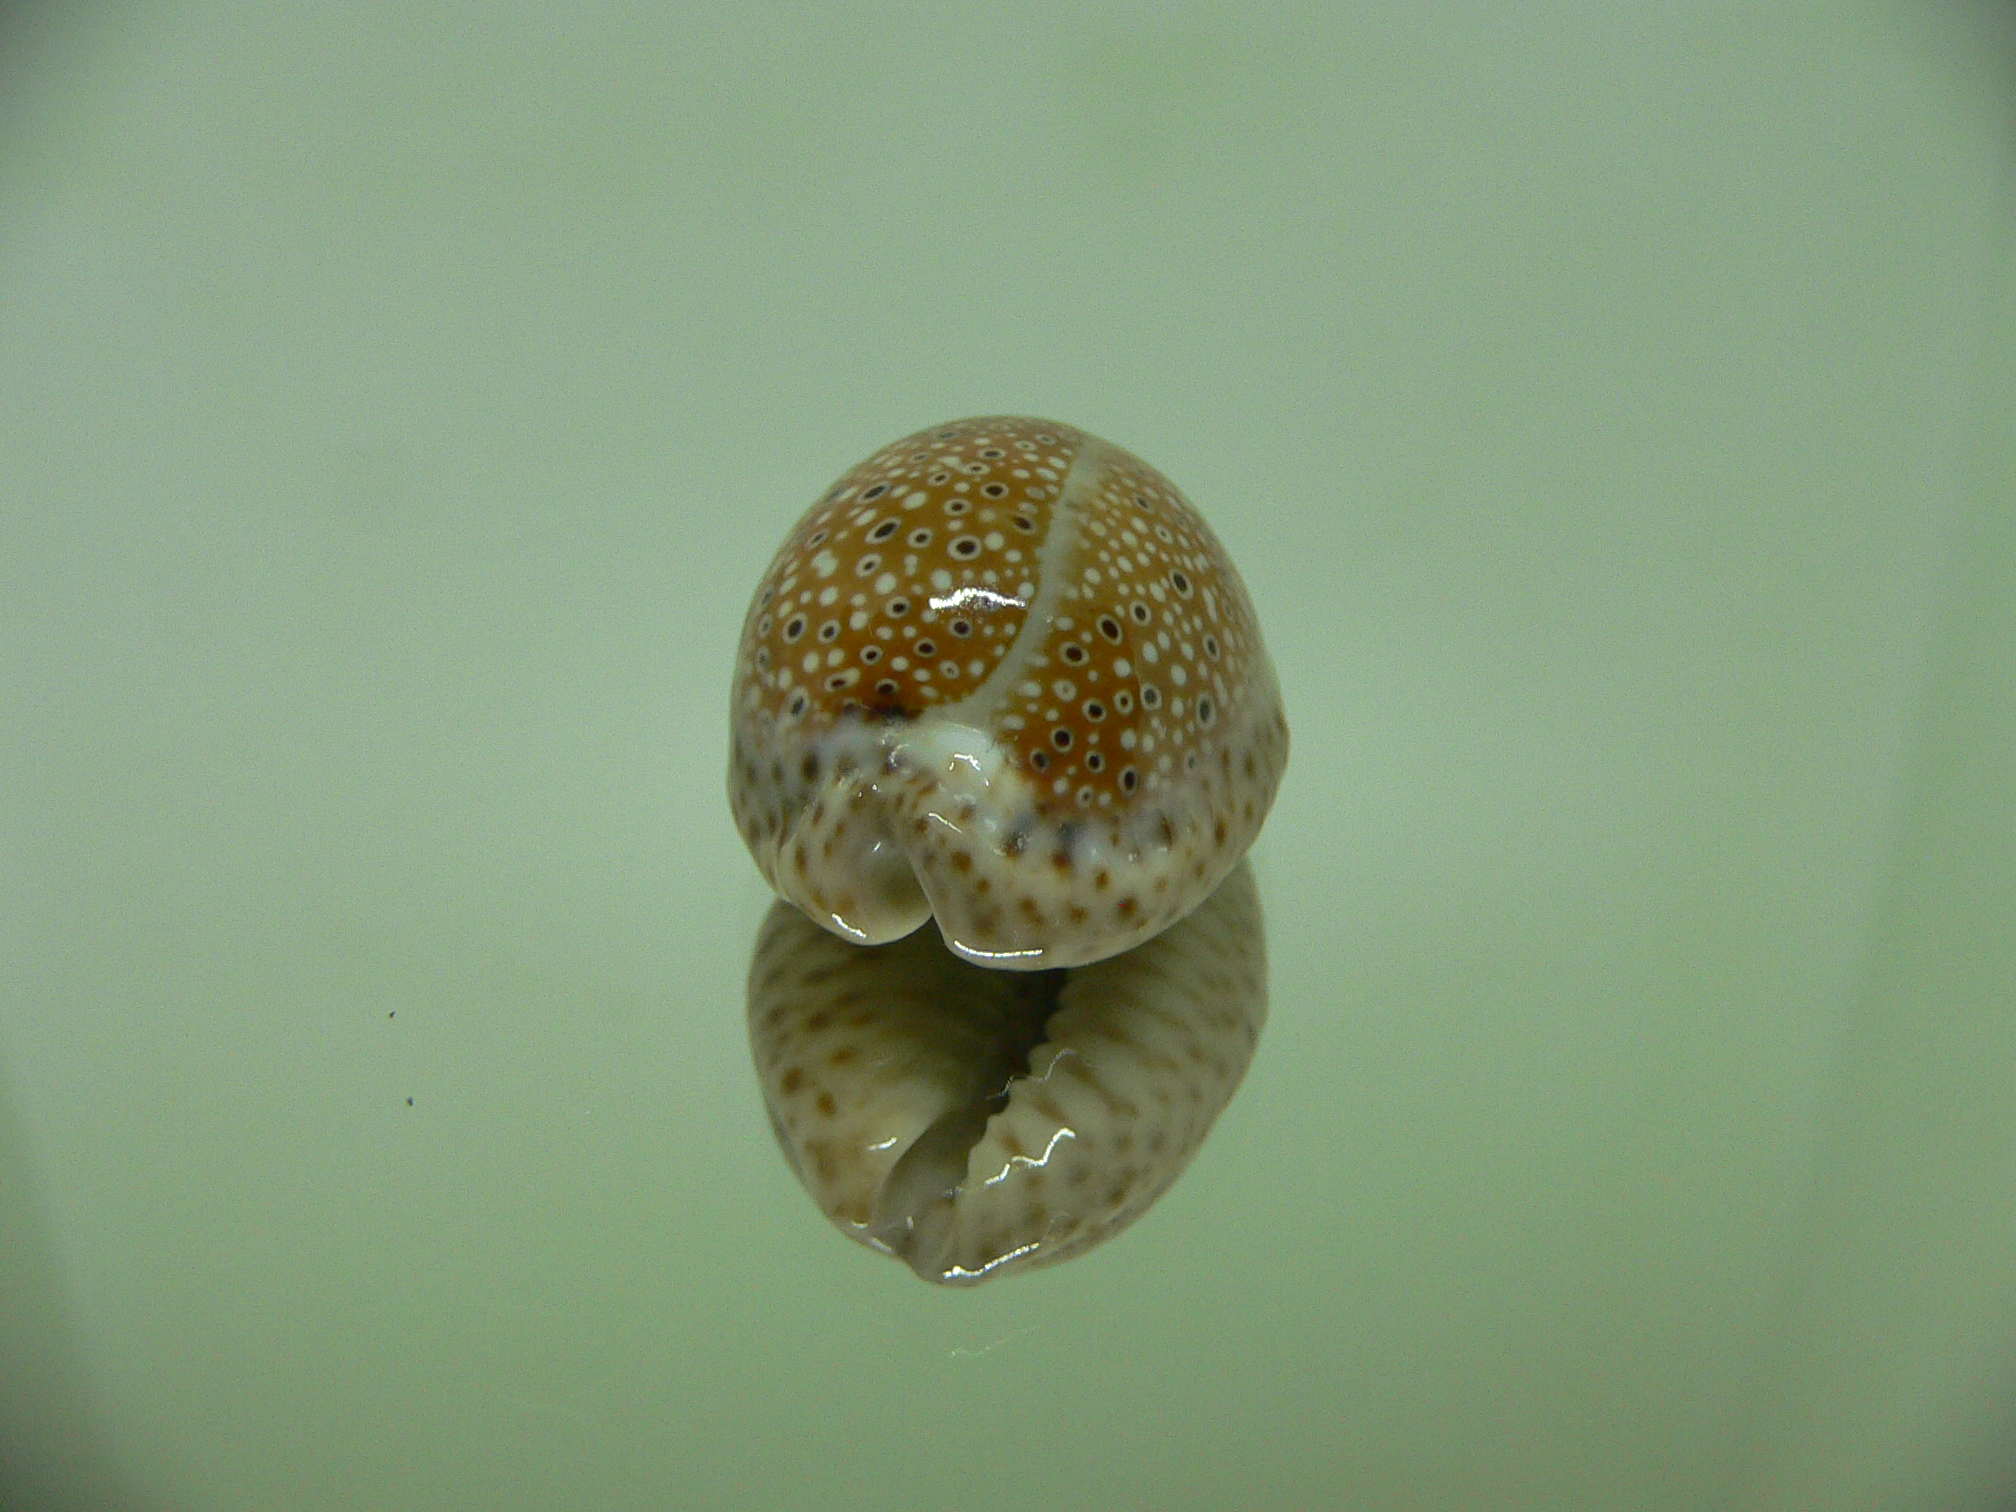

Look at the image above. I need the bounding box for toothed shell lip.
[748,860,1267,1285]
[729,416,1288,969]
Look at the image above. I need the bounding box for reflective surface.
[3,3,2013,1509]
[750,862,1265,1284]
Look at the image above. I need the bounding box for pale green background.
[3,3,2013,1509]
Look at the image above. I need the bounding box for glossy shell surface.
[729,416,1287,969]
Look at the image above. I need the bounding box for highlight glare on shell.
[748,861,1267,1284]
[728,417,1288,969]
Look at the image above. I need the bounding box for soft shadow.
[1730,182,2016,1511]
[0,1071,147,1511]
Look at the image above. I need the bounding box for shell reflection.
[748,861,1266,1285]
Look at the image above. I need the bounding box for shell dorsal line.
[936,434,1109,729]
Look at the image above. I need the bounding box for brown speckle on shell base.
[729,417,1288,970]
[748,860,1267,1284]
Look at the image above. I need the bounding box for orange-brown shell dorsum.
[728,416,1288,970]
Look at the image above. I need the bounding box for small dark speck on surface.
[405,1097,413,1106]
